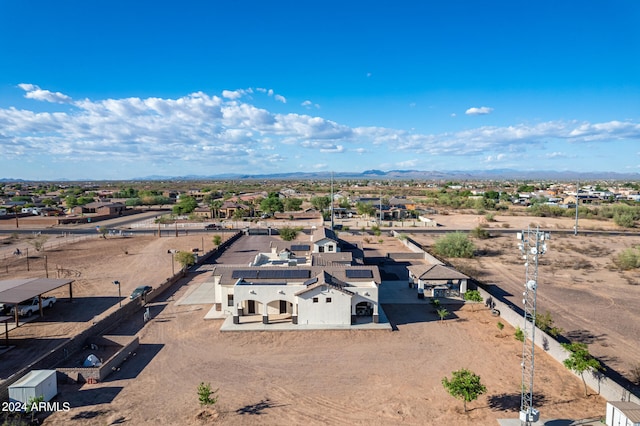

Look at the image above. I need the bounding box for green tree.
[434,233,475,258]
[464,290,483,311]
[310,196,331,212]
[197,382,219,407]
[561,342,603,396]
[28,235,49,252]
[175,251,196,271]
[437,307,449,323]
[355,201,375,218]
[283,197,303,212]
[65,195,78,208]
[260,193,284,215]
[172,196,198,215]
[232,208,247,220]
[441,368,487,412]
[280,226,300,241]
[98,226,109,239]
[209,199,224,219]
[535,311,564,337]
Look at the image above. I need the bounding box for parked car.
[130,285,153,300]
[10,296,56,317]
[204,224,221,230]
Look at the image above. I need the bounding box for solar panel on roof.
[231,270,259,279]
[303,277,318,286]
[345,269,373,279]
[290,244,310,251]
[257,269,311,279]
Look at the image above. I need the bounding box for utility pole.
[574,181,579,236]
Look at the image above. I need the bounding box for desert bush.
[614,212,636,228]
[470,226,490,239]
[485,213,495,222]
[280,226,300,241]
[501,223,511,228]
[434,232,475,258]
[614,247,640,270]
[514,326,524,342]
[197,382,219,406]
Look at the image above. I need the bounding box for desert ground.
[0,212,636,425]
[408,212,640,390]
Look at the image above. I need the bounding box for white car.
[10,296,56,317]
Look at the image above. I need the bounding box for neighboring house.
[191,206,211,219]
[311,227,339,253]
[71,202,126,216]
[220,201,250,218]
[407,264,469,298]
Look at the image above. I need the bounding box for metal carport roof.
[0,278,74,305]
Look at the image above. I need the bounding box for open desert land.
[406,212,640,390]
[0,214,635,425]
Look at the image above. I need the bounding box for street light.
[113,280,121,307]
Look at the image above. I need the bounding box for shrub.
[470,226,490,239]
[514,326,524,342]
[279,226,299,241]
[614,247,640,270]
[464,290,483,303]
[434,232,475,258]
[614,212,635,228]
[497,321,504,332]
[485,213,495,222]
[197,382,219,406]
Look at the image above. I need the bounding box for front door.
[248,300,256,314]
[279,300,287,314]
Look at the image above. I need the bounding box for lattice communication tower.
[517,227,549,425]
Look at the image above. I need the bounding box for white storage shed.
[606,401,640,426]
[8,370,58,404]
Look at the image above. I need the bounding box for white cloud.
[222,90,244,100]
[3,84,640,177]
[18,83,72,104]
[301,100,320,109]
[274,94,287,104]
[465,106,494,115]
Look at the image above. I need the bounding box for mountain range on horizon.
[3,168,640,183]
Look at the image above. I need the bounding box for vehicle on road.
[10,296,56,317]
[204,224,221,230]
[130,285,153,300]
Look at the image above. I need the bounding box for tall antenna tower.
[517,227,549,425]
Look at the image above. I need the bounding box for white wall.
[297,287,351,325]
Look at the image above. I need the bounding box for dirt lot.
[408,212,640,389]
[0,216,634,424]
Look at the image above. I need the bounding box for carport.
[0,278,75,326]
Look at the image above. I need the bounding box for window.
[327,245,334,252]
[326,297,332,303]
[227,294,234,307]
[312,297,319,303]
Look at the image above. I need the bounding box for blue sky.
[1,1,639,180]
